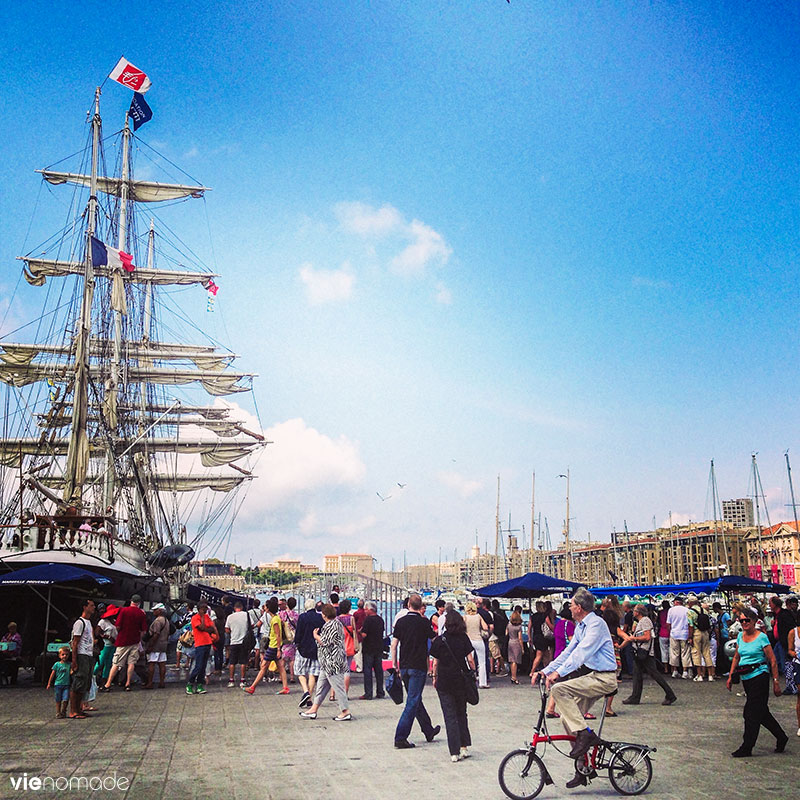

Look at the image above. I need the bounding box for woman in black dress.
[430,610,477,762]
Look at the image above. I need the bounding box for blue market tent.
[591,574,790,598]
[0,563,111,654]
[0,563,111,586]
[473,571,587,599]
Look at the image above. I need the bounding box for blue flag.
[129,92,153,131]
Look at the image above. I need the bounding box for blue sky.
[1,2,798,569]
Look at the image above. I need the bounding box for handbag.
[541,618,555,641]
[385,668,404,704]
[442,635,479,706]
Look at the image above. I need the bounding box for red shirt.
[353,608,367,631]
[191,612,215,647]
[114,605,147,647]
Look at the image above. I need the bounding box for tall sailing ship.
[0,84,265,601]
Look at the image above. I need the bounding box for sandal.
[68,713,88,719]
[605,710,618,717]
[546,712,560,719]
[510,679,519,684]
[583,713,596,720]
[82,706,98,712]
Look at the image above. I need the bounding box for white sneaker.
[450,755,462,763]
[682,673,691,679]
[239,681,246,688]
[707,675,715,682]
[672,670,680,678]
[693,675,703,682]
[796,727,800,737]
[460,747,471,759]
[227,681,235,688]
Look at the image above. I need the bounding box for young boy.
[47,648,71,718]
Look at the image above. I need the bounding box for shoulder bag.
[442,634,479,706]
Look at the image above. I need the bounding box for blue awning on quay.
[0,563,112,586]
[473,571,587,599]
[590,574,790,599]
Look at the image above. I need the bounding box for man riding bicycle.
[531,587,617,790]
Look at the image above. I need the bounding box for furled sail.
[0,437,259,467]
[21,257,216,287]
[38,170,209,202]
[0,341,235,370]
[0,362,254,394]
[40,473,250,493]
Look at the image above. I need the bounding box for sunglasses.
[738,618,752,623]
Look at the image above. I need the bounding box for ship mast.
[103,114,132,510]
[63,88,102,505]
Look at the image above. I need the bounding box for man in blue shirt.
[532,588,617,789]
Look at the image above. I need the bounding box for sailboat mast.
[710,459,726,575]
[529,470,535,573]
[494,475,501,582]
[786,451,799,536]
[63,87,102,504]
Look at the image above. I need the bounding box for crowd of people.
[30,585,800,768]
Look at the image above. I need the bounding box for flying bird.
[397,483,407,489]
[376,492,392,502]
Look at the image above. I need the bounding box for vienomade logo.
[9,772,130,792]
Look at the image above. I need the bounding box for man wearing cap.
[144,604,170,689]
[94,604,119,684]
[101,595,148,692]
[666,597,692,679]
[292,599,324,707]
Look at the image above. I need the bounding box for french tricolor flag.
[91,236,135,273]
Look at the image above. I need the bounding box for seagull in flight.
[397,483,407,489]
[376,492,392,502]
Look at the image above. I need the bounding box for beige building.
[258,559,319,573]
[744,522,799,589]
[323,553,374,576]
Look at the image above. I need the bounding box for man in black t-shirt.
[390,594,440,748]
[358,602,385,700]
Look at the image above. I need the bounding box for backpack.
[179,627,194,648]
[281,614,296,644]
[342,621,359,657]
[695,608,711,632]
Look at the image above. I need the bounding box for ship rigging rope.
[133,134,207,189]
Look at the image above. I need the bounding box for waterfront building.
[743,521,799,588]
[323,553,374,576]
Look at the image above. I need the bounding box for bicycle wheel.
[498,749,546,800]
[608,745,653,795]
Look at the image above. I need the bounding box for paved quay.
[0,672,796,800]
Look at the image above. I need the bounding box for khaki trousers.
[691,630,713,667]
[550,670,618,736]
[669,637,692,670]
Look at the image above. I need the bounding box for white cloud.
[299,262,354,305]
[329,515,378,537]
[435,281,452,305]
[257,418,365,506]
[390,219,452,276]
[333,201,453,279]
[438,470,483,498]
[335,201,403,236]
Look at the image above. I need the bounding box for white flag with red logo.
[109,57,152,93]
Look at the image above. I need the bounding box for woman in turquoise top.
[726,608,787,758]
